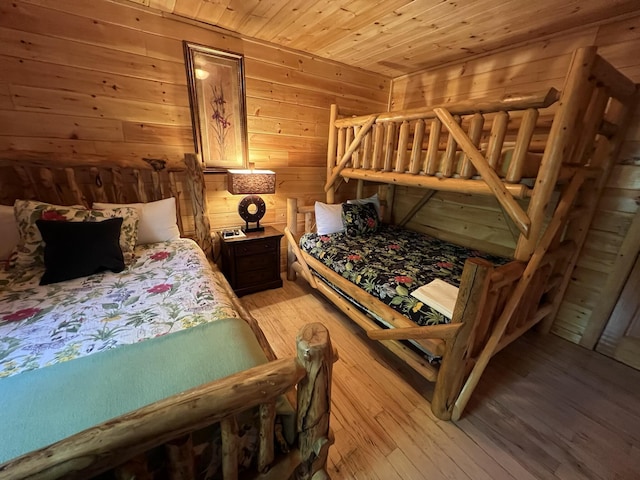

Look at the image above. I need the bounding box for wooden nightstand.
[220,226,284,297]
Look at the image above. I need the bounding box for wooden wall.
[0,0,390,256]
[389,17,640,346]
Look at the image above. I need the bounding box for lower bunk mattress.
[300,225,509,326]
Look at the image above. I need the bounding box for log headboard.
[0,153,213,257]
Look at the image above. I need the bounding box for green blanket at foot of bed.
[0,317,286,465]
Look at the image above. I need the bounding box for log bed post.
[287,198,299,281]
[295,323,334,480]
[431,259,494,420]
[326,105,339,204]
[514,47,597,261]
[184,153,213,258]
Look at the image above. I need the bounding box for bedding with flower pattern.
[0,239,239,378]
[300,225,509,326]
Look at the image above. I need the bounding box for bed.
[0,154,335,480]
[286,46,638,421]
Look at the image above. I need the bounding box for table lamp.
[227,168,276,232]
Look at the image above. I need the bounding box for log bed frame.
[0,154,335,480]
[286,47,638,421]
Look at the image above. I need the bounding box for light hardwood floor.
[242,277,640,480]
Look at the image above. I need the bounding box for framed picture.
[183,42,249,172]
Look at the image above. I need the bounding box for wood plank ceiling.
[135,0,640,77]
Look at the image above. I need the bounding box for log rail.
[324,47,638,264]
[0,323,335,480]
[324,88,561,241]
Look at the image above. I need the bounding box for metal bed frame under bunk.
[285,46,638,421]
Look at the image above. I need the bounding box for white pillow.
[0,204,19,260]
[315,201,344,235]
[93,198,180,245]
[347,193,382,220]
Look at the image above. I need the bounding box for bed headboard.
[0,153,213,257]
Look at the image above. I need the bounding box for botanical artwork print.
[300,225,509,326]
[209,81,232,163]
[0,239,240,378]
[195,54,244,169]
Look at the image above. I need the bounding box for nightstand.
[220,226,284,297]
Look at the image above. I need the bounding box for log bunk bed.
[0,153,335,480]
[286,46,638,421]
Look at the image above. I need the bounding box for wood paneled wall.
[389,17,640,346]
[0,0,390,250]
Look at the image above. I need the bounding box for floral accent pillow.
[87,207,140,264]
[11,200,139,269]
[341,202,379,237]
[12,200,90,269]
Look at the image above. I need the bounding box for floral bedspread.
[300,225,509,326]
[0,239,239,378]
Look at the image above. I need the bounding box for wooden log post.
[39,168,62,204]
[425,118,442,175]
[506,108,538,183]
[287,198,299,281]
[90,167,109,203]
[382,122,397,172]
[132,169,147,203]
[258,402,276,473]
[111,168,127,203]
[442,115,461,177]
[184,153,213,258]
[395,120,410,173]
[514,47,598,261]
[486,111,509,170]
[431,259,494,420]
[362,129,373,170]
[165,434,195,480]
[372,123,384,170]
[13,166,36,200]
[221,416,239,480]
[64,168,87,206]
[295,323,334,480]
[409,119,425,174]
[168,171,184,235]
[327,104,339,205]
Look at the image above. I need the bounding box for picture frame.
[183,42,249,172]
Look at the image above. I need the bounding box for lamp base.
[242,224,264,233]
[237,195,267,234]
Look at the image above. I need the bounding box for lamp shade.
[227,169,276,195]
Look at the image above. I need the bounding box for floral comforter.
[0,239,239,378]
[300,225,509,326]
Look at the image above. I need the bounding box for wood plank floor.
[242,277,640,480]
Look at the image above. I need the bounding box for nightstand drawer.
[236,254,274,272]
[236,267,278,289]
[234,239,277,256]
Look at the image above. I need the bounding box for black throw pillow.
[36,218,125,285]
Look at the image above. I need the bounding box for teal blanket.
[0,317,271,465]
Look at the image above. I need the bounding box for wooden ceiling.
[139,0,639,77]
